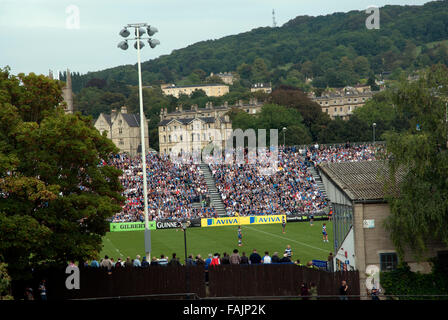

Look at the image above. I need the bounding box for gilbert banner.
[110,221,156,232]
[201,215,286,228]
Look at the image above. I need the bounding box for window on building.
[163,136,166,143]
[334,108,337,112]
[119,128,123,134]
[380,253,398,271]
[180,135,183,141]
[191,133,194,141]
[169,135,171,142]
[118,120,122,125]
[119,139,124,145]
[340,107,343,111]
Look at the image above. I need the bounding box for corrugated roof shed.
[318,160,405,202]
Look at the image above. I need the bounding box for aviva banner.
[110,221,156,232]
[201,215,286,228]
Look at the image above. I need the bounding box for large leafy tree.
[0,67,123,279]
[269,85,330,142]
[384,64,448,259]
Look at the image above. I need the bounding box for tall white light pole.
[118,23,160,262]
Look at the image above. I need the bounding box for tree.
[383,65,448,259]
[0,68,123,280]
[269,85,330,142]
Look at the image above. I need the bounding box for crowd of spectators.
[305,143,380,167]
[108,144,380,222]
[109,153,216,223]
[209,147,328,216]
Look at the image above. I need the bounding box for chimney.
[121,106,127,114]
[224,101,228,108]
[209,102,213,109]
[224,115,230,122]
[160,109,164,120]
[238,100,243,107]
[179,104,183,112]
[253,97,258,105]
[111,109,117,120]
[206,102,210,109]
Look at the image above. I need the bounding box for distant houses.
[161,83,230,98]
[309,85,374,120]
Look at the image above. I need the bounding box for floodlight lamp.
[135,27,146,37]
[119,28,130,38]
[134,40,145,49]
[147,26,158,36]
[117,40,129,50]
[148,38,160,48]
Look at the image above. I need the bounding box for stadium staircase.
[199,162,227,217]
[308,165,328,199]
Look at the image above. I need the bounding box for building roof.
[121,113,141,127]
[318,160,405,202]
[96,112,142,127]
[159,117,224,126]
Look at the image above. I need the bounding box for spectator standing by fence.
[240,252,249,264]
[230,249,241,265]
[38,280,47,301]
[133,255,141,267]
[263,252,271,264]
[158,255,168,266]
[327,253,334,272]
[100,255,113,270]
[249,249,262,264]
[339,280,349,300]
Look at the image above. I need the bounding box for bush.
[380,260,448,300]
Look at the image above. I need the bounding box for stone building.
[94,106,149,157]
[318,160,447,298]
[158,99,263,155]
[161,83,230,98]
[311,86,374,120]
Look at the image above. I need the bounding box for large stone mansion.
[94,106,149,157]
[158,99,263,155]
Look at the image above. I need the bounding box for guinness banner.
[156,220,182,229]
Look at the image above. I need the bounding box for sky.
[0,0,432,76]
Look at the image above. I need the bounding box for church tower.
[61,69,74,114]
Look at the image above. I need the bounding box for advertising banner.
[109,221,156,232]
[201,215,286,228]
[156,220,182,229]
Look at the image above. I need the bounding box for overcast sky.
[0,0,431,76]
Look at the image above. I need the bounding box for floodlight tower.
[117,23,160,262]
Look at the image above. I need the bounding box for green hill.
[67,0,448,91]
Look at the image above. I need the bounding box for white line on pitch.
[242,225,329,253]
[106,238,124,257]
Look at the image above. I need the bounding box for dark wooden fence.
[12,265,359,300]
[12,266,206,300]
[208,264,360,299]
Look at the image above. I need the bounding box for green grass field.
[101,220,333,264]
